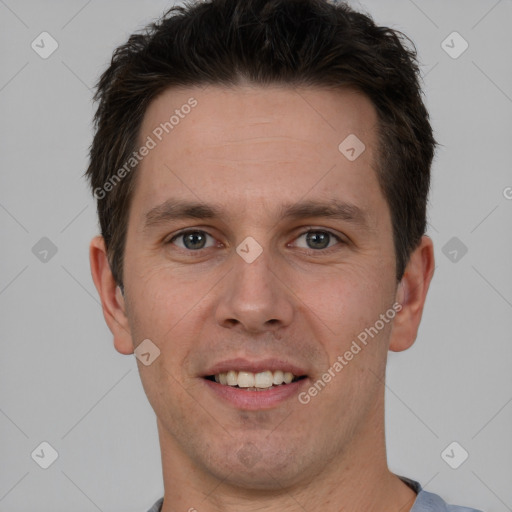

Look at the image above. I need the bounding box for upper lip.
[202,358,308,377]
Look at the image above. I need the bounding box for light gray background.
[1,0,511,511]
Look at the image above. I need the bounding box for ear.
[389,235,435,352]
[89,236,134,355]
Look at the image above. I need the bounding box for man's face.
[121,85,399,489]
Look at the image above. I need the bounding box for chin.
[199,444,310,492]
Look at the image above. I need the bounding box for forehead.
[132,84,383,221]
[141,84,377,153]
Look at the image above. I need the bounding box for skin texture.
[90,85,434,512]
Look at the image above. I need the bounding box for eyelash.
[167,228,345,254]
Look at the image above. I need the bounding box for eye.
[169,230,217,250]
[293,229,342,250]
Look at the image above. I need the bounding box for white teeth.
[272,370,284,385]
[226,370,238,386]
[237,371,255,388]
[283,372,293,384]
[255,371,273,388]
[211,370,300,388]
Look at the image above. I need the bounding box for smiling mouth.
[204,370,306,391]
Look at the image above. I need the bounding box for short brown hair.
[86,0,436,287]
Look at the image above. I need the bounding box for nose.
[214,247,294,334]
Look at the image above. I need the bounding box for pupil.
[184,231,206,250]
[306,231,329,249]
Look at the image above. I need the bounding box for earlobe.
[89,236,134,355]
[389,236,435,353]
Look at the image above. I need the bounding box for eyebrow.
[143,198,369,230]
[144,199,221,229]
[278,199,368,227]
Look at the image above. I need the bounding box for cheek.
[291,263,392,337]
[125,259,207,327]
[124,264,218,377]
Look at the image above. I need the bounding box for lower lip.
[202,378,308,410]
